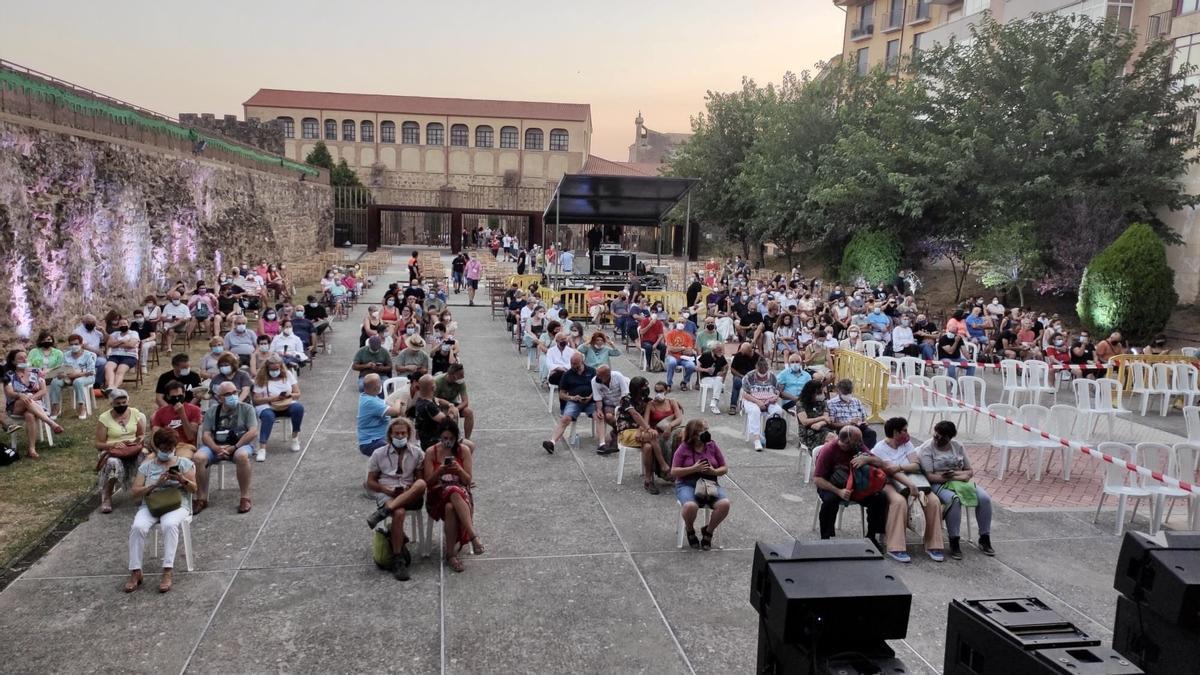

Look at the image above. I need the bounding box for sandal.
[123,570,142,593]
[680,382,689,391]
[447,556,464,573]
[686,528,700,549]
[643,480,660,495]
[237,497,252,513]
[192,499,208,515]
[26,449,40,460]
[471,537,486,555]
[700,526,713,551]
[50,422,64,434]
[158,569,173,593]
[100,500,113,514]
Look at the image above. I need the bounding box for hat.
[109,388,129,401]
[406,334,425,349]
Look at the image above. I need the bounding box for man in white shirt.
[869,416,944,563]
[365,428,427,581]
[545,331,576,386]
[889,316,919,357]
[560,249,575,274]
[591,365,629,454]
[270,318,309,369]
[160,291,192,353]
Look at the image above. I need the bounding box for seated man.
[151,379,202,458]
[812,426,889,548]
[290,310,316,356]
[194,381,256,514]
[740,356,784,451]
[364,418,428,581]
[865,306,891,342]
[357,374,409,457]
[160,292,192,353]
[776,354,812,412]
[637,311,667,370]
[611,292,633,340]
[544,331,576,386]
[870,417,944,563]
[73,313,108,389]
[224,317,258,367]
[826,378,877,448]
[433,364,473,439]
[393,334,432,381]
[408,374,457,450]
[912,313,939,360]
[270,318,308,369]
[354,336,394,391]
[663,318,697,391]
[889,316,919,357]
[155,353,202,407]
[696,345,729,416]
[59,333,98,419]
[541,353,596,454]
[591,365,629,454]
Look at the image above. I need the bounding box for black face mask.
[112,404,129,415]
[83,323,95,330]
[166,395,184,405]
[699,431,712,443]
[38,341,53,348]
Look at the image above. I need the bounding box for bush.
[840,230,902,285]
[1077,223,1176,342]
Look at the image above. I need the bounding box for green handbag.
[145,487,183,517]
[943,480,979,508]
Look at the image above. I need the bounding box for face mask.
[259,345,269,352]
[235,325,247,333]
[945,331,956,339]
[386,300,395,307]
[266,313,276,321]
[675,323,685,331]
[38,341,53,349]
[156,450,173,462]
[653,392,666,401]
[790,363,803,373]
[268,368,283,379]
[219,365,233,376]
[167,394,184,405]
[406,327,417,335]
[112,404,129,415]
[16,362,30,370]
[309,302,318,308]
[391,436,408,449]
[1054,339,1064,346]
[441,439,455,449]
[224,394,239,407]
[699,430,712,444]
[84,322,96,330]
[171,300,180,306]
[705,324,715,331]
[70,344,82,354]
[901,320,910,327]
[282,328,293,336]
[840,393,852,401]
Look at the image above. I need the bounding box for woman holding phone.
[124,429,196,593]
[422,421,483,573]
[670,419,731,550]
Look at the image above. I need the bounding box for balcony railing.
[884,9,904,30]
[1147,11,1171,43]
[910,2,931,23]
[851,24,875,39]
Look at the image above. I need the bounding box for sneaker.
[927,549,946,563]
[709,405,722,415]
[596,445,619,456]
[978,535,995,556]
[290,438,301,452]
[255,448,266,462]
[728,406,737,416]
[753,440,763,452]
[948,537,963,560]
[366,505,391,530]
[391,556,410,581]
[887,551,912,563]
[542,440,555,454]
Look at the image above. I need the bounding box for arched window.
[324,119,337,140]
[301,117,318,139]
[525,128,544,150]
[401,121,420,144]
[380,121,396,143]
[549,128,569,151]
[426,123,444,146]
[360,120,374,142]
[475,125,494,148]
[500,126,519,149]
[277,116,295,138]
[450,124,469,147]
[342,120,355,142]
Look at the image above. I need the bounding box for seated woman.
[796,380,833,453]
[870,417,944,564]
[421,421,483,573]
[94,388,145,512]
[200,337,225,380]
[671,419,731,550]
[252,356,303,457]
[123,428,196,594]
[259,307,281,341]
[103,316,140,393]
[918,421,995,560]
[580,331,621,369]
[28,331,64,418]
[4,350,66,458]
[566,322,586,349]
[429,331,459,377]
[380,296,401,329]
[647,380,685,462]
[537,321,563,383]
[523,306,549,351]
[264,263,287,301]
[58,334,98,419]
[774,313,798,359]
[615,377,671,495]
[210,353,254,403]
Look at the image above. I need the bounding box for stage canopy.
[543,174,698,226]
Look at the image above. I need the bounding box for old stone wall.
[178,113,285,155]
[0,118,333,341]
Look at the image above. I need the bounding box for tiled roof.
[243,88,591,122]
[579,155,662,177]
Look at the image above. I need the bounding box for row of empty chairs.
[1126,361,1200,416]
[1093,441,1199,535]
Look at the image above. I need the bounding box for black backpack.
[0,443,19,467]
[763,414,788,450]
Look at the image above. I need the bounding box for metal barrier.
[832,349,890,423]
[644,291,689,316]
[1108,353,1199,392]
[507,274,543,290]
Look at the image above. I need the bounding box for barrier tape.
[900,380,1196,495]
[911,358,1108,371]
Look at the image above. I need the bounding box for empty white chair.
[1043,405,1079,480]
[878,357,906,402]
[957,376,988,436]
[1133,442,1190,535]
[1166,443,1200,529]
[1151,363,1181,416]
[1093,442,1150,536]
[1017,404,1062,481]
[1173,363,1199,409]
[987,403,1026,478]
[897,356,926,381]
[960,340,980,365]
[863,340,885,358]
[381,376,409,400]
[1127,362,1158,416]
[1182,347,1200,358]
[1072,378,1129,440]
[1186,406,1200,443]
[929,375,963,428]
[1022,360,1057,407]
[1092,378,1132,437]
[1000,359,1030,406]
[905,375,938,432]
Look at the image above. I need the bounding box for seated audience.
[189,285,220,337]
[615,376,671,494]
[252,355,303,459]
[918,421,995,559]
[671,419,731,551]
[663,318,698,391]
[591,365,629,453]
[200,337,225,379]
[544,329,576,386]
[434,364,473,439]
[697,344,729,416]
[870,417,944,563]
[155,353,201,407]
[28,331,64,417]
[365,418,428,581]
[393,334,432,380]
[56,334,97,419]
[210,352,253,403]
[103,316,140,393]
[123,428,196,594]
[151,380,201,459]
[421,420,483,573]
[194,381,256,515]
[357,374,408,456]
[827,379,877,448]
[93,388,144,512]
[646,380,685,459]
[580,331,621,369]
[811,426,888,548]
[776,354,811,412]
[740,356,783,451]
[353,336,394,390]
[270,318,308,369]
[224,316,258,367]
[409,374,458,450]
[726,342,758,416]
[4,350,65,460]
[541,353,596,454]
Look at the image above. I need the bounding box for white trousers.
[129,505,188,571]
[700,377,724,409]
[742,400,784,441]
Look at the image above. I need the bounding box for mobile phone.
[443,456,453,467]
[167,466,180,474]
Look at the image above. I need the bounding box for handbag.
[145,487,183,517]
[694,478,719,504]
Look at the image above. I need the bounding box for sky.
[2,0,845,160]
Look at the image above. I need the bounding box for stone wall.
[178,113,285,155]
[0,118,333,341]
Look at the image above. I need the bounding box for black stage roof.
[543,174,698,226]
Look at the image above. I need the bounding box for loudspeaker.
[750,539,881,614]
[944,598,1141,675]
[756,618,904,675]
[1113,532,1200,629]
[1113,594,1199,674]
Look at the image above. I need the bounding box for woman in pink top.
[670,419,731,550]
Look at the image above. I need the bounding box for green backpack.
[372,531,393,569]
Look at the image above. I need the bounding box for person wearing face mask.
[28,331,66,418]
[889,315,919,358]
[865,305,891,341]
[918,421,994,559]
[663,319,698,391]
[421,421,482,574]
[795,380,834,452]
[740,356,784,451]
[91,388,144,511]
[671,419,731,550]
[696,320,722,355]
[223,317,258,367]
[194,381,257,514]
[72,313,109,389]
[637,309,667,372]
[269,319,308,370]
[250,335,275,375]
[826,379,878,448]
[189,284,221,337]
[391,333,432,381]
[541,353,597,454]
[56,334,97,419]
[365,418,428,580]
[936,327,971,379]
[151,381,202,459]
[838,326,865,355]
[812,426,890,546]
[102,316,140,395]
[155,354,202,408]
[870,418,945,563]
[252,356,303,459]
[1069,330,1103,378]
[159,291,193,354]
[209,353,254,404]
[123,429,196,594]
[776,354,812,413]
[580,331,621,369]
[5,349,66,459]
[430,331,459,377]
[545,329,577,387]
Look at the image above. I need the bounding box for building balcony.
[883,10,905,32]
[909,3,932,24]
[1147,11,1172,43]
[851,24,875,40]
[833,0,873,6]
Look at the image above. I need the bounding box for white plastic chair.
[1093,442,1150,536]
[1017,404,1061,481]
[1133,442,1189,535]
[987,403,1025,478]
[1093,378,1132,436]
[676,502,718,548]
[1151,363,1181,416]
[898,356,926,381]
[151,513,195,572]
[1172,363,1199,409]
[1022,360,1057,407]
[616,442,639,484]
[1043,405,1079,481]
[905,375,938,432]
[382,376,409,400]
[405,509,434,558]
[1186,406,1200,443]
[878,356,906,402]
[68,385,97,420]
[863,340,885,358]
[1127,362,1157,416]
[960,340,980,365]
[957,376,987,437]
[1166,443,1199,529]
[698,374,725,411]
[547,385,559,413]
[1000,359,1030,406]
[1182,347,1200,358]
[929,375,963,428]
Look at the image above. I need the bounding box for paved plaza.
[0,254,1194,674]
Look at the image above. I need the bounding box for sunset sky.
[2,0,845,160]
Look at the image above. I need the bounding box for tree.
[1077,223,1177,342]
[840,231,902,285]
[920,237,974,304]
[972,221,1044,307]
[304,141,334,171]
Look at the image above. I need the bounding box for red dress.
[427,446,474,546]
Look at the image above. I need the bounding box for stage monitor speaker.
[944,598,1141,675]
[750,540,882,614]
[755,618,904,675]
[591,251,634,274]
[1113,594,1199,675]
[1113,531,1200,629]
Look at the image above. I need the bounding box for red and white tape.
[899,381,1196,495]
[912,358,1107,371]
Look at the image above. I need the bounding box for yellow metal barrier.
[644,291,688,316]
[507,274,543,290]
[1108,353,1199,392]
[832,349,889,423]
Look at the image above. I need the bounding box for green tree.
[304,141,334,171]
[840,231,902,285]
[1077,223,1177,341]
[972,221,1044,307]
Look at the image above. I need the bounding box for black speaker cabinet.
[750,539,882,614]
[755,618,904,675]
[1113,531,1200,629]
[944,598,1142,675]
[1113,594,1199,675]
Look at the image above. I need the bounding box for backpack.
[832,460,888,501]
[372,530,393,569]
[0,443,18,467]
[763,414,788,450]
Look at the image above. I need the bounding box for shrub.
[1077,223,1176,342]
[840,230,902,285]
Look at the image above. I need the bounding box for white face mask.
[790,363,803,373]
[675,323,685,331]
[283,328,293,336]
[178,368,190,377]
[653,392,666,401]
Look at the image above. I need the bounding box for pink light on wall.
[33,238,67,307]
[8,257,32,339]
[215,249,223,277]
